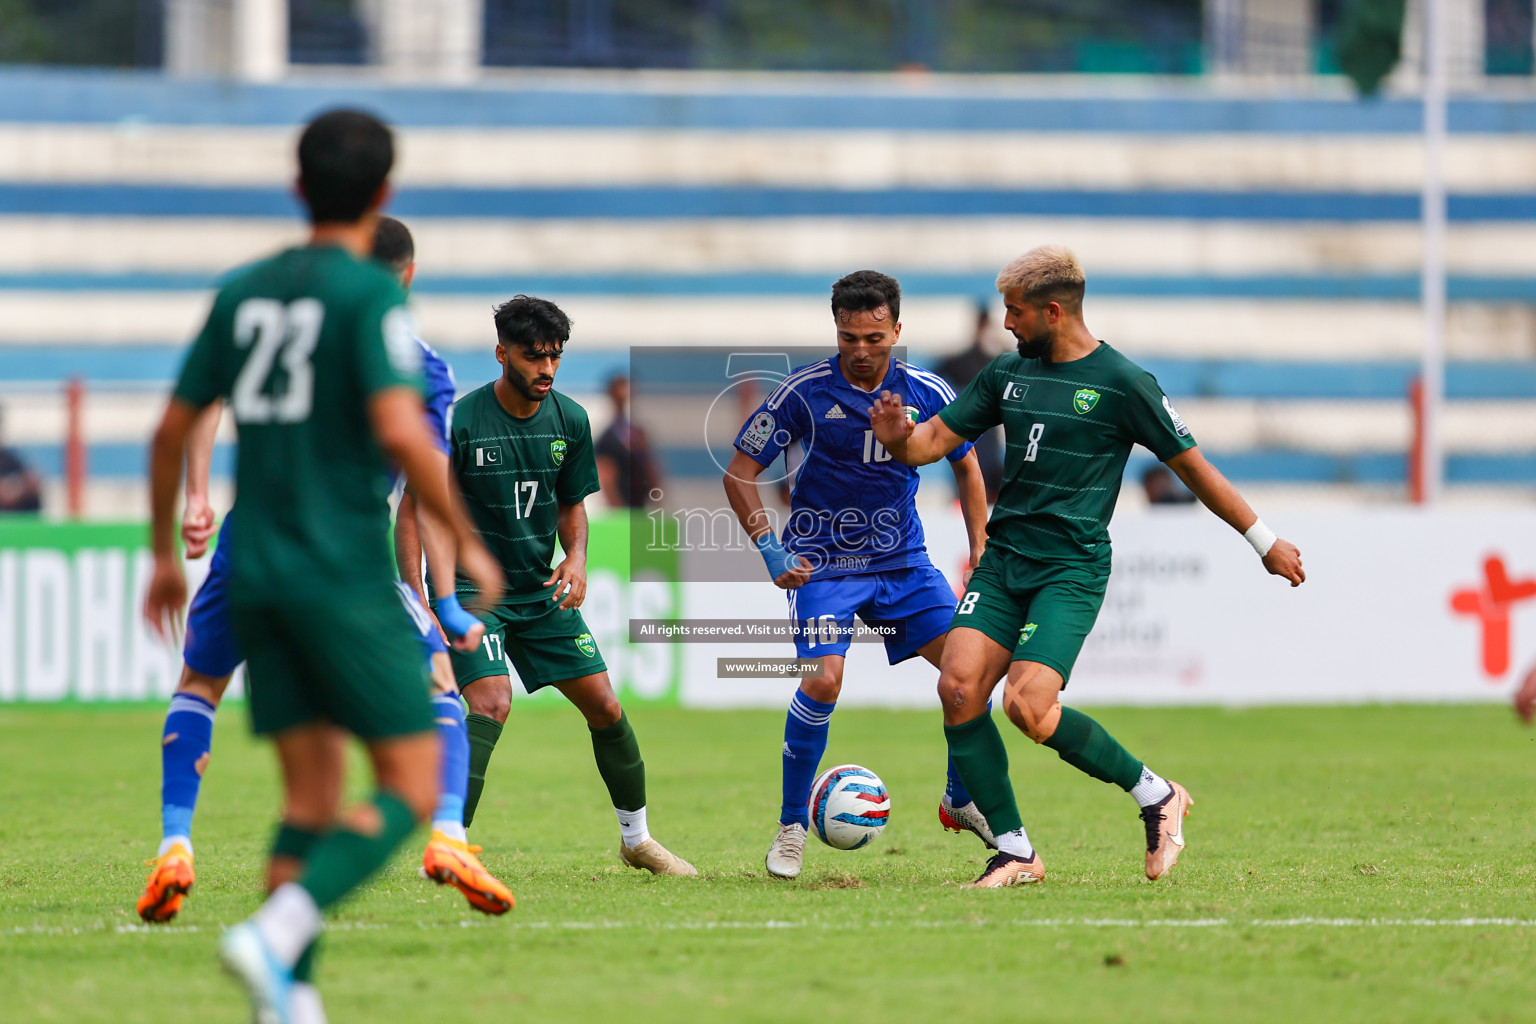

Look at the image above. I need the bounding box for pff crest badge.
[1072,389,1100,415]
[575,632,597,658]
[1018,622,1038,646]
[550,439,567,466]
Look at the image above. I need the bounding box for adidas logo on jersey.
[823,405,847,419]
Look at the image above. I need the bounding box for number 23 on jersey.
[231,298,324,424]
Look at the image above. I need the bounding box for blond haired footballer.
[869,245,1305,888]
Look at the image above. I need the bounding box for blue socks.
[945,699,990,807]
[431,693,470,838]
[160,692,216,849]
[780,690,836,827]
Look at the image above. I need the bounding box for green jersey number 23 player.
[143,110,501,1024]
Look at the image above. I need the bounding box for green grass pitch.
[4,703,1536,1023]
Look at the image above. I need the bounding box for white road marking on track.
[7,916,1536,938]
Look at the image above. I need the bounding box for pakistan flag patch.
[575,632,597,658]
[1072,389,1100,415]
[1018,623,1039,645]
[550,439,567,466]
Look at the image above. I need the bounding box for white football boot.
[619,838,698,876]
[218,920,292,1024]
[765,822,807,879]
[938,794,998,850]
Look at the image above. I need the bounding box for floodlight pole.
[1419,0,1448,504]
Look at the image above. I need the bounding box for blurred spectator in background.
[1142,464,1198,505]
[0,407,42,513]
[596,373,662,508]
[1514,661,1536,723]
[936,299,1005,503]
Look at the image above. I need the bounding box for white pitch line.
[7,916,1536,938]
[1248,917,1536,928]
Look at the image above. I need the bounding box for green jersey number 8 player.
[426,295,695,876]
[870,245,1306,889]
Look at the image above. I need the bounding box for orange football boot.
[965,850,1046,888]
[421,832,515,915]
[1142,781,1193,880]
[137,843,195,922]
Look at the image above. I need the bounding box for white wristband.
[1244,519,1278,558]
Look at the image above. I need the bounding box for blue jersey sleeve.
[904,364,974,463]
[733,366,815,467]
[418,342,456,455]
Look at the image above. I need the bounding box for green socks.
[464,713,503,827]
[465,711,647,825]
[298,790,417,910]
[590,711,646,813]
[1044,707,1144,791]
[293,939,320,984]
[268,823,321,980]
[943,714,1024,836]
[271,821,321,863]
[942,707,1145,845]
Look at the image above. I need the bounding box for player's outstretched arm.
[867,391,965,467]
[1165,447,1305,587]
[371,387,504,610]
[545,501,590,610]
[950,449,989,584]
[180,399,222,559]
[722,449,811,589]
[145,397,203,639]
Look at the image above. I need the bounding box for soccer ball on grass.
[808,764,889,850]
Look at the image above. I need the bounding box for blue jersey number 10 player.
[723,270,993,880]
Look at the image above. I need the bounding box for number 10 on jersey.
[861,430,892,464]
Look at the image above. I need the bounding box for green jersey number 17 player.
[870,245,1305,889]
[428,295,695,875]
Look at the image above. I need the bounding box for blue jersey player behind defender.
[724,270,993,880]
[136,217,514,925]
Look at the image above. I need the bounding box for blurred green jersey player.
[869,244,1306,889]
[135,215,514,925]
[430,294,695,876]
[144,109,502,1024]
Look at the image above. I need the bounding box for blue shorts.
[183,512,242,678]
[786,564,958,664]
[182,508,446,679]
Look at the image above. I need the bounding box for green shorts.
[232,592,435,738]
[444,597,607,692]
[949,547,1108,685]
